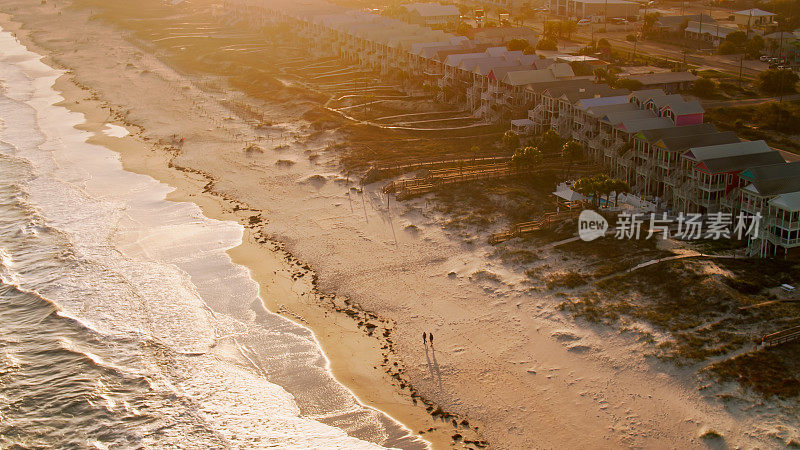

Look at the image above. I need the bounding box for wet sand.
[2,0,797,448]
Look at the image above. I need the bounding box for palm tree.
[573,176,599,207]
[561,140,584,178]
[611,178,631,206]
[594,174,612,206]
[594,68,607,83]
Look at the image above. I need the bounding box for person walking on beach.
[429,332,434,347]
[423,332,427,346]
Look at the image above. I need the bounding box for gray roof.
[655,14,715,28]
[741,162,800,196]
[402,3,460,17]
[626,72,698,86]
[636,123,717,143]
[618,117,674,133]
[734,8,775,17]
[770,192,800,212]
[603,109,655,125]
[526,78,596,94]
[575,95,630,110]
[563,84,624,102]
[663,99,705,116]
[686,140,773,161]
[585,102,638,118]
[703,152,786,173]
[657,131,739,153]
[684,140,786,174]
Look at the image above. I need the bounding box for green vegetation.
[614,78,644,91]
[706,101,800,154]
[543,20,577,39]
[717,31,765,59]
[536,37,558,51]
[505,38,530,52]
[690,77,718,99]
[560,140,584,177]
[572,173,629,207]
[558,257,800,396]
[502,130,520,151]
[539,129,564,153]
[511,146,543,170]
[547,271,587,289]
[706,342,800,398]
[757,68,799,96]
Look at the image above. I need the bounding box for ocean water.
[0,28,422,449]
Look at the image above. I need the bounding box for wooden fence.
[761,325,800,347]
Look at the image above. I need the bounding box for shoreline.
[55,51,449,450]
[0,10,463,449]
[3,0,797,447]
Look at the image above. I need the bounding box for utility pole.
[698,12,704,49]
[738,54,743,88]
[779,19,786,103]
[746,8,753,39]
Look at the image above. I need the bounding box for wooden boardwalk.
[382,161,595,199]
[363,155,511,184]
[489,209,582,245]
[761,325,800,347]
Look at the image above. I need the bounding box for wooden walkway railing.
[761,325,800,347]
[363,155,512,184]
[383,162,595,198]
[488,209,582,245]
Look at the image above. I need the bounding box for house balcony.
[528,104,546,123]
[765,234,800,248]
[720,189,741,212]
[694,179,726,192]
[766,217,800,231]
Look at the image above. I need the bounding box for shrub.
[718,41,737,55]
[536,37,558,51]
[505,38,530,51]
[690,77,717,98]
[758,69,799,95]
[614,78,644,91]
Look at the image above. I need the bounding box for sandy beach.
[2,0,797,447]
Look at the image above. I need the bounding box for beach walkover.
[383,161,597,199]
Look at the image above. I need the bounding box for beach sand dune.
[1,0,796,447]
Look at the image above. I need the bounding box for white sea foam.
[101,123,130,138]
[0,27,418,448]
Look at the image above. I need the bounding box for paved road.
[701,94,800,108]
[570,31,766,80]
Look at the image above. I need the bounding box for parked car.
[577,19,592,26]
[610,17,629,25]
[760,55,770,62]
